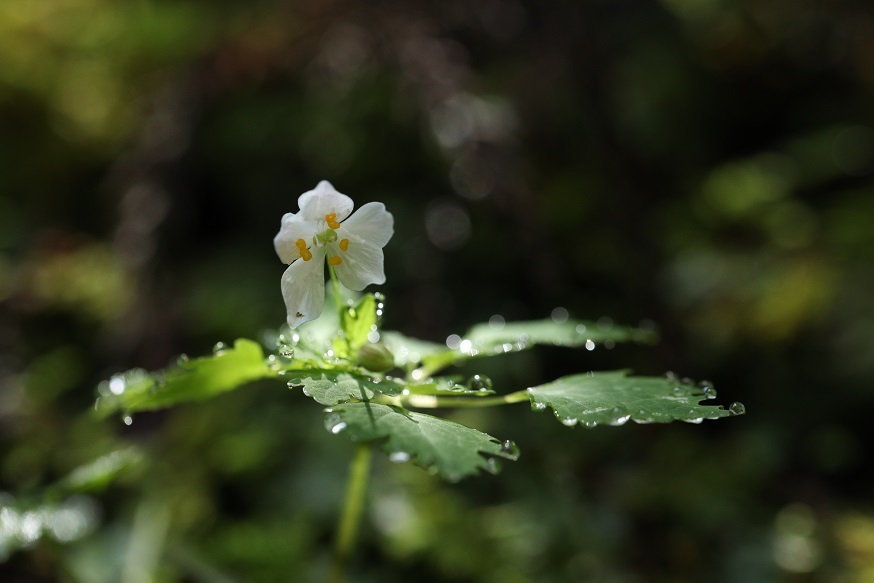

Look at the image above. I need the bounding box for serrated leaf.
[326,403,519,481]
[94,339,275,417]
[420,318,656,373]
[527,370,739,427]
[289,371,404,405]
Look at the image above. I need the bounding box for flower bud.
[357,342,395,372]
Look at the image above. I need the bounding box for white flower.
[274,180,394,328]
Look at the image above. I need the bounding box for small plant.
[92,181,744,581]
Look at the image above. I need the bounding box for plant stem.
[393,390,531,409]
[328,263,345,319]
[330,442,373,583]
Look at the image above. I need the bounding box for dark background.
[2,1,873,581]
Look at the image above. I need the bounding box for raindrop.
[489,314,505,330]
[324,413,347,434]
[459,339,473,354]
[584,420,598,428]
[685,417,704,424]
[610,415,631,426]
[176,354,189,365]
[466,374,493,392]
[665,371,676,381]
[728,402,746,416]
[388,451,411,463]
[446,334,462,349]
[559,416,579,427]
[122,415,133,426]
[532,401,547,412]
[213,342,228,355]
[109,376,126,395]
[585,339,595,351]
[551,307,569,323]
[279,345,294,358]
[500,440,520,459]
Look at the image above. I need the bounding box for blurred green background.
[2,0,874,581]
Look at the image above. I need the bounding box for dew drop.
[584,420,598,428]
[532,401,547,412]
[466,374,493,392]
[109,376,126,395]
[388,451,411,463]
[665,371,676,381]
[585,339,595,351]
[551,307,569,323]
[122,415,133,426]
[499,440,520,460]
[489,314,506,330]
[560,416,579,427]
[279,346,294,358]
[728,402,746,416]
[685,417,704,424]
[610,415,631,426]
[176,354,190,365]
[213,342,228,355]
[324,413,346,434]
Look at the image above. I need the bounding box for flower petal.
[280,247,327,328]
[329,235,386,291]
[274,213,319,264]
[341,202,394,248]
[298,180,354,222]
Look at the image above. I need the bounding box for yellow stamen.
[325,212,341,229]
[296,238,312,261]
[328,256,342,266]
[339,238,349,251]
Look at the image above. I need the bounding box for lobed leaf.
[527,370,742,427]
[325,403,519,481]
[289,371,404,406]
[94,339,276,417]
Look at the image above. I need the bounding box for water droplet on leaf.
[388,451,411,463]
[728,402,746,416]
[500,440,520,459]
[213,342,227,355]
[176,354,189,365]
[466,374,493,392]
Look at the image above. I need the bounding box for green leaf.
[289,371,404,406]
[380,331,445,368]
[52,448,144,494]
[342,294,379,352]
[420,318,657,373]
[527,370,741,427]
[326,403,519,481]
[94,339,276,417]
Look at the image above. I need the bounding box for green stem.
[328,263,345,319]
[330,443,373,583]
[375,390,531,409]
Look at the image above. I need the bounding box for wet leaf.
[421,318,656,373]
[290,371,404,406]
[94,339,275,417]
[325,403,519,481]
[527,370,737,427]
